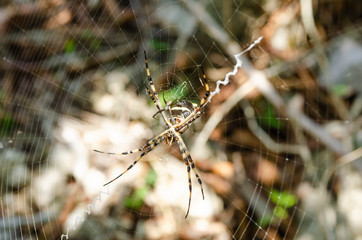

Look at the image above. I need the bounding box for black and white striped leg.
[199,66,210,108]
[144,51,172,127]
[102,135,165,186]
[93,132,166,156]
[175,133,205,218]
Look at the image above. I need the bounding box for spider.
[94,51,210,218]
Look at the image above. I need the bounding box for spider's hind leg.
[93,148,142,156]
[175,133,205,218]
[93,131,167,156]
[103,135,166,186]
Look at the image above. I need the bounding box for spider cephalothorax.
[94,51,210,218]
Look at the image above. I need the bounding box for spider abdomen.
[169,100,195,121]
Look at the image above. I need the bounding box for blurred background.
[0,0,361,239]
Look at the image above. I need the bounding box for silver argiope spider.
[94,51,210,218]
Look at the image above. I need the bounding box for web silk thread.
[60,37,263,239]
[207,36,263,104]
[60,186,110,240]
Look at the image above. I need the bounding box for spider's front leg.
[144,51,173,128]
[199,66,210,108]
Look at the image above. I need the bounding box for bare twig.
[185,0,347,157]
[241,100,302,155]
[192,81,255,157]
[321,147,362,190]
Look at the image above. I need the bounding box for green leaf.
[123,196,143,210]
[258,214,273,228]
[149,39,169,52]
[0,114,15,137]
[81,29,93,40]
[122,169,158,210]
[0,88,3,100]
[332,84,350,96]
[270,189,298,208]
[80,29,101,51]
[90,39,101,50]
[145,168,157,187]
[274,206,288,220]
[259,103,283,129]
[64,38,76,53]
[155,85,189,107]
[123,186,149,210]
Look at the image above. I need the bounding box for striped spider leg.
[175,132,205,218]
[144,51,172,128]
[94,131,169,186]
[94,51,211,218]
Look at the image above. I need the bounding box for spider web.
[1,0,361,240]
